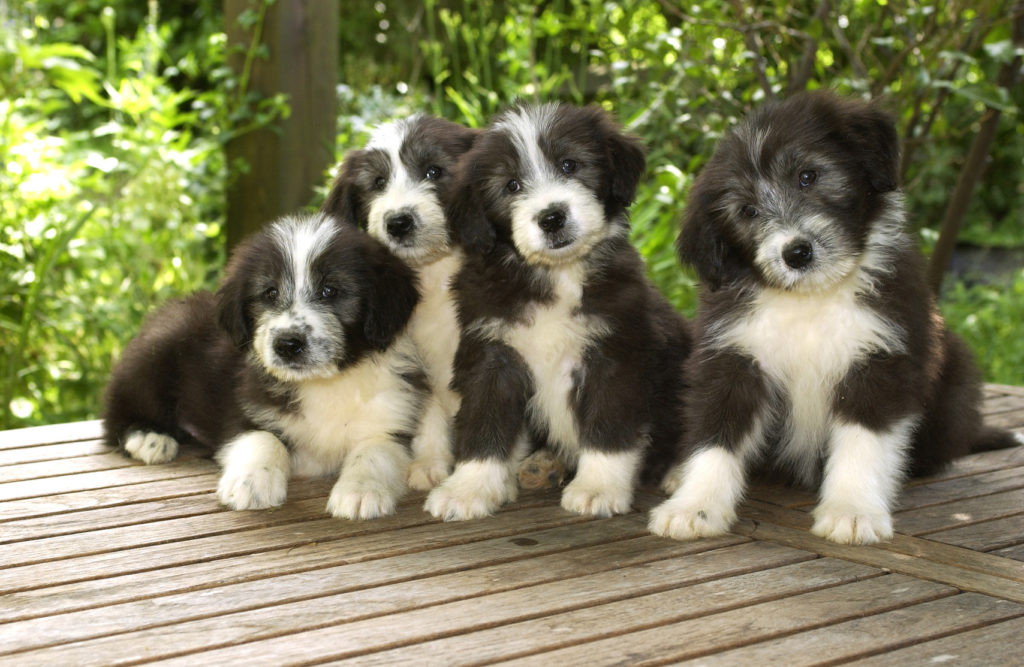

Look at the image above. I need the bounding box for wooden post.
[224,0,338,250]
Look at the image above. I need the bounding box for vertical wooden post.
[224,0,338,250]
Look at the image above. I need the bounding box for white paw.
[659,463,686,494]
[560,478,632,517]
[424,459,516,521]
[217,465,288,510]
[123,431,179,465]
[407,457,451,491]
[648,496,736,540]
[811,503,893,545]
[326,479,401,520]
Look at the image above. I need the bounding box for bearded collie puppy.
[322,115,478,490]
[649,91,1021,545]
[424,103,693,521]
[103,213,426,519]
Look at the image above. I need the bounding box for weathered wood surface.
[0,386,1021,665]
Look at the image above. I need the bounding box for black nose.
[539,209,566,233]
[782,239,814,269]
[273,335,306,361]
[385,213,415,238]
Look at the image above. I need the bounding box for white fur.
[811,417,916,544]
[424,457,520,521]
[216,430,290,510]
[327,436,411,519]
[561,449,642,516]
[509,179,611,266]
[123,430,179,465]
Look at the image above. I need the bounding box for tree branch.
[787,0,831,94]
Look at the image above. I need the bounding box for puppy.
[323,114,478,490]
[424,103,693,521]
[103,212,425,519]
[649,91,1021,545]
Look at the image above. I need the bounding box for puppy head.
[678,90,900,292]
[322,115,478,267]
[447,103,646,266]
[217,213,419,382]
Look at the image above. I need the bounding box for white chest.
[409,252,462,391]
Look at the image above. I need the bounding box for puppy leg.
[649,445,748,539]
[561,449,641,517]
[216,431,290,510]
[407,392,454,491]
[123,430,180,465]
[811,418,914,545]
[327,438,411,520]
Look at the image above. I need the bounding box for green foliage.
[942,270,1024,385]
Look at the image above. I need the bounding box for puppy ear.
[321,150,366,227]
[445,157,496,254]
[215,259,252,349]
[845,102,900,193]
[362,242,420,349]
[605,122,647,207]
[677,177,732,291]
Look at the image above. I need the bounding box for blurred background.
[2,0,1022,428]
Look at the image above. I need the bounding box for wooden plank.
[981,393,1024,416]
[670,593,1024,666]
[489,576,960,667]
[924,514,1024,552]
[992,543,1024,561]
[0,420,103,449]
[735,504,1024,599]
[0,440,108,466]
[0,452,139,484]
[0,525,747,656]
[0,512,718,625]
[0,500,585,594]
[849,616,1024,666]
[22,542,820,666]
[896,465,1024,510]
[365,565,919,666]
[985,383,1024,398]
[0,473,222,522]
[985,408,1024,431]
[895,488,1024,535]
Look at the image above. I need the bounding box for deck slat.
[895,487,1024,535]
[848,615,1024,666]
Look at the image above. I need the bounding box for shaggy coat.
[424,103,693,521]
[649,91,1019,545]
[103,213,425,519]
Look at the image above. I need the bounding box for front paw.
[217,466,287,510]
[811,503,893,545]
[407,457,451,491]
[648,496,736,540]
[124,431,179,465]
[327,479,402,520]
[424,460,516,521]
[560,478,632,517]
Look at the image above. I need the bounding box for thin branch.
[787,0,831,94]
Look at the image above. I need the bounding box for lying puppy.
[103,212,425,519]
[649,91,1021,545]
[323,114,478,490]
[425,103,693,521]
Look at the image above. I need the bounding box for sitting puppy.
[425,103,693,521]
[649,91,1021,545]
[103,212,425,519]
[322,115,478,490]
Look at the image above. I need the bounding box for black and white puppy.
[425,103,693,521]
[649,91,1021,545]
[103,212,425,519]
[323,115,478,490]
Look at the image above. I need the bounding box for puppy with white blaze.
[649,91,1021,545]
[103,213,426,520]
[425,103,693,521]
[323,114,478,490]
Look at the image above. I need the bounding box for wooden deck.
[1,386,1023,666]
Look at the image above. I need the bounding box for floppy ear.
[844,102,900,193]
[445,157,496,255]
[605,127,647,207]
[361,242,420,349]
[676,177,735,292]
[215,261,253,349]
[321,151,366,228]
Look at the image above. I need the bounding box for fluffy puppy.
[103,212,425,519]
[649,91,1021,545]
[323,114,478,490]
[425,103,693,521]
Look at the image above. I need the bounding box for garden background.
[2,0,1022,429]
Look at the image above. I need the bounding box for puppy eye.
[741,205,759,219]
[262,287,279,302]
[799,170,817,187]
[560,159,578,175]
[425,165,442,180]
[319,285,337,300]
[373,176,387,190]
[506,179,521,194]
